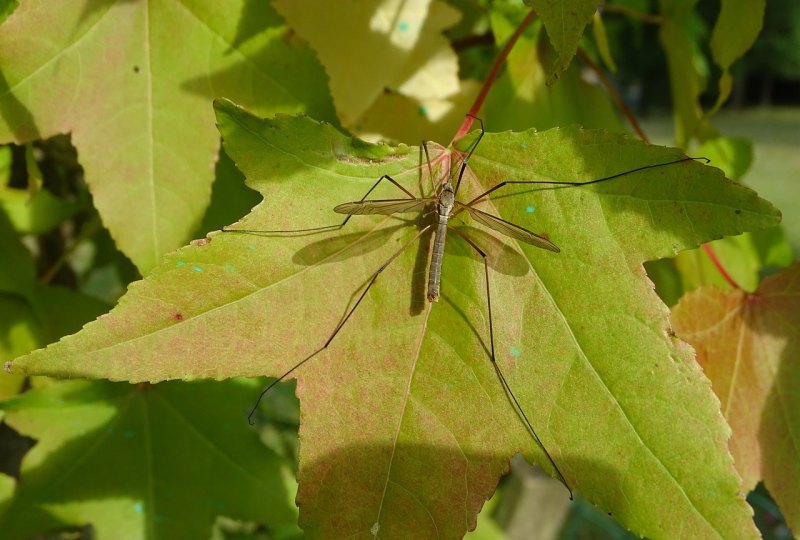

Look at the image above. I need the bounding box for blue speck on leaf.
[526,205,536,213]
[417,105,427,117]
[192,265,202,273]
[247,243,256,251]
[124,429,135,439]
[134,502,143,514]
[510,347,522,357]
[176,261,186,267]
[224,263,235,272]
[398,21,410,32]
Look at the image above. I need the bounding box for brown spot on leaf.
[174,312,184,321]
[333,152,407,165]
[190,237,211,246]
[133,65,140,73]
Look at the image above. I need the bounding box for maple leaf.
[0,379,300,539]
[528,0,600,82]
[272,0,462,138]
[0,0,335,271]
[672,263,800,536]
[9,100,780,538]
[0,210,303,539]
[484,5,622,133]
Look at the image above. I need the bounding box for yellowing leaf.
[273,0,461,136]
[9,101,781,538]
[672,264,800,535]
[592,9,617,73]
[355,80,481,145]
[0,1,335,271]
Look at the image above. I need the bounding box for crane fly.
[223,115,708,497]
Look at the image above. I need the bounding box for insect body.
[427,179,455,302]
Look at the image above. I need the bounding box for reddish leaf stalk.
[577,47,649,143]
[451,9,538,143]
[702,243,741,290]
[450,6,737,289]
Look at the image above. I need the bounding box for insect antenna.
[461,156,711,209]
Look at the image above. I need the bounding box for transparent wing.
[334,198,433,216]
[458,202,560,252]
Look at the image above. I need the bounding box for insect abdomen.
[427,218,449,302]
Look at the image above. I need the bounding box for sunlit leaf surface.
[10,100,781,539]
[0,1,335,271]
[672,264,800,535]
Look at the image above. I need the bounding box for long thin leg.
[460,156,710,210]
[448,226,573,498]
[247,224,433,424]
[453,114,485,196]
[224,174,417,235]
[422,140,435,194]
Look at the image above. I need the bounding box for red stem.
[702,243,741,289]
[449,8,736,292]
[451,9,537,143]
[577,48,649,143]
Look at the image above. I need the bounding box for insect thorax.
[438,182,455,217]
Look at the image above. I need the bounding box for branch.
[577,47,649,143]
[451,9,537,142]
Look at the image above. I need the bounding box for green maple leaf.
[10,99,780,538]
[485,5,622,133]
[0,0,334,272]
[0,379,300,539]
[529,0,600,82]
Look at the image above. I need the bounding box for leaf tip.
[212,97,236,110]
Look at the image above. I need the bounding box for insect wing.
[459,203,560,252]
[334,198,432,216]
